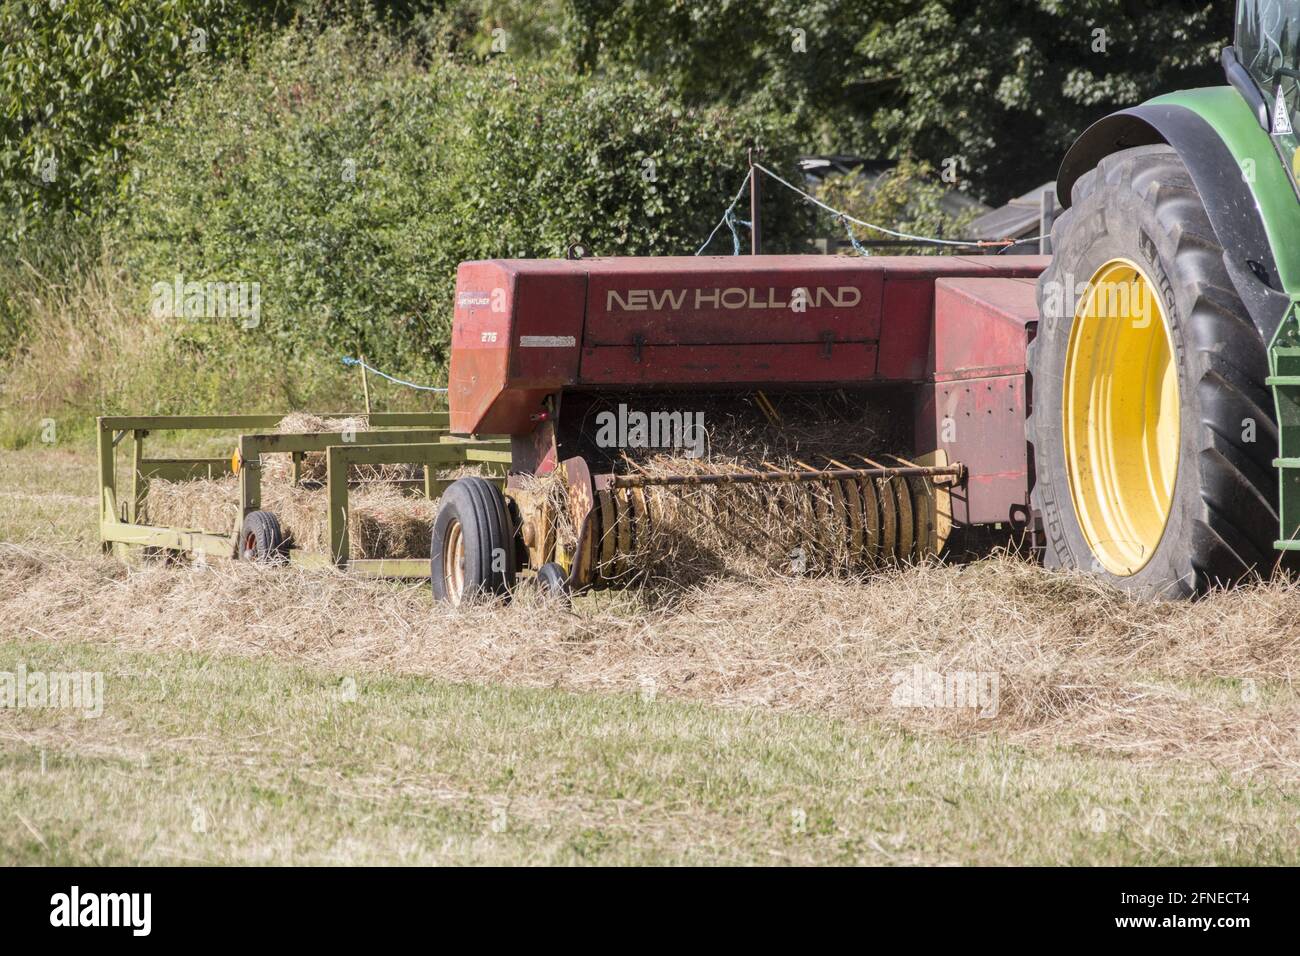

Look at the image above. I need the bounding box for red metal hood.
[448,254,1049,435]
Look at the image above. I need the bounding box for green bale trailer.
[96,412,510,579]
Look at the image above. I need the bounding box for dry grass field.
[2,444,1298,864]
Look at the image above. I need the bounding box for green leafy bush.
[0,0,287,242]
[816,159,979,256]
[115,24,809,384]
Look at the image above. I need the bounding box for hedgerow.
[115,24,809,382]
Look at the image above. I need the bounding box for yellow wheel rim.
[1063,259,1180,576]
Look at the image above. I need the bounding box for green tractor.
[1030,0,1300,596]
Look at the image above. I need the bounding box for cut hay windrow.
[3,543,1297,778]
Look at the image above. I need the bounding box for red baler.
[435,253,1048,602]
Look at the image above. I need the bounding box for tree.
[565,0,1233,202]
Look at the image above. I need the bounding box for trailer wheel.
[240,510,287,564]
[1029,144,1278,597]
[431,477,516,605]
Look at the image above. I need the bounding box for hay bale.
[261,413,421,484]
[145,476,241,536]
[269,481,437,559]
[146,476,440,559]
[139,408,500,562]
[341,483,438,560]
[276,412,368,434]
[261,413,366,484]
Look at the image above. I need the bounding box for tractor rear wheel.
[431,477,516,604]
[1029,144,1278,597]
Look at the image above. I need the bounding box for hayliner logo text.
[50,886,151,936]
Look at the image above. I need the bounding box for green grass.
[3,636,1296,865]
[0,445,100,554]
[2,444,1298,865]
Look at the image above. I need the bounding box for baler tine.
[606,463,962,488]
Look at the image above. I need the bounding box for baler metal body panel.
[450,260,587,437]
[915,277,1040,526]
[449,255,1049,436]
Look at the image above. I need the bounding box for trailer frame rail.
[96,413,509,579]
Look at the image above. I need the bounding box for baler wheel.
[430,477,516,605]
[535,562,570,601]
[240,510,286,564]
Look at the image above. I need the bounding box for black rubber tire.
[430,477,516,604]
[1029,144,1279,598]
[535,561,570,602]
[240,510,286,564]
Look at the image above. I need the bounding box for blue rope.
[839,215,871,257]
[341,356,448,393]
[694,169,753,256]
[724,208,753,256]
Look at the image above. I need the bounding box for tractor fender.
[1056,95,1293,342]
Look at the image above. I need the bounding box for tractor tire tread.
[1029,144,1278,595]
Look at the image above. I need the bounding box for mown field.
[0,1,1276,867]
[1,443,1297,865]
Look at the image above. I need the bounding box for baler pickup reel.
[535,453,963,592]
